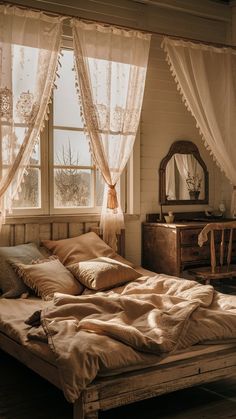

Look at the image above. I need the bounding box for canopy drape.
[72,20,151,249]
[162,37,236,216]
[0,5,63,224]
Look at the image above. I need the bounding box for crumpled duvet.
[26,274,236,402]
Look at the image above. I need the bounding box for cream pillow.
[10,257,84,300]
[68,257,141,291]
[41,231,133,266]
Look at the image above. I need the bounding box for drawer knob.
[192,251,199,256]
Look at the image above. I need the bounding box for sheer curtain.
[162,37,236,215]
[72,20,151,249]
[166,156,176,200]
[0,5,63,224]
[175,154,194,199]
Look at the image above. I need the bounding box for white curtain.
[166,156,176,200]
[0,5,63,224]
[175,154,193,199]
[72,20,151,249]
[162,37,236,215]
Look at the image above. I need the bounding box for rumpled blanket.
[26,274,236,402]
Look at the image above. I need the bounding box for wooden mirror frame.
[159,140,209,205]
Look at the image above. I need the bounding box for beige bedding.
[0,296,55,364]
[0,265,152,361]
[0,293,234,370]
[25,274,236,403]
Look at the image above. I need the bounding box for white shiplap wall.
[6,0,233,264]
[133,1,232,264]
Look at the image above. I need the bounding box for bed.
[0,216,236,419]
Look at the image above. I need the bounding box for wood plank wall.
[0,216,125,256]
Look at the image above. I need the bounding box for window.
[11,44,138,217]
[12,48,105,215]
[51,49,105,213]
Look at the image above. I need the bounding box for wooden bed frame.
[0,216,236,418]
[1,330,236,419]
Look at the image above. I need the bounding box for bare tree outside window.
[54,140,91,207]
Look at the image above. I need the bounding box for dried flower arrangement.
[186,172,202,192]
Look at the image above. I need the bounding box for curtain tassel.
[107,184,118,210]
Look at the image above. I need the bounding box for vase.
[164,215,174,224]
[189,190,200,200]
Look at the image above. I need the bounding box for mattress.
[1,294,236,378]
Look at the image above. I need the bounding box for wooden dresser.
[142,220,236,277]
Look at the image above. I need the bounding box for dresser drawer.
[180,228,236,246]
[181,246,210,262]
[181,244,236,262]
[180,229,201,245]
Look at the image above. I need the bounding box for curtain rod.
[1,0,236,50]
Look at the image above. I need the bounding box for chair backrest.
[198,221,236,273]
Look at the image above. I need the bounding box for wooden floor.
[1,350,236,419]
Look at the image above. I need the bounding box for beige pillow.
[41,231,130,266]
[10,257,84,300]
[67,257,141,291]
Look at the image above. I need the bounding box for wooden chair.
[188,221,236,285]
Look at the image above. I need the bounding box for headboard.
[0,215,125,256]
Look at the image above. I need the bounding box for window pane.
[29,140,40,165]
[54,168,92,208]
[53,50,83,128]
[53,130,91,167]
[12,168,40,208]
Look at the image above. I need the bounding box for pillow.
[0,242,45,298]
[42,231,118,266]
[10,257,84,300]
[67,257,141,291]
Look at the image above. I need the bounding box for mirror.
[159,140,209,205]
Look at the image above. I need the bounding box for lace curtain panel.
[72,20,151,249]
[162,37,236,216]
[0,5,63,224]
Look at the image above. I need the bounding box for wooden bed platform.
[1,329,236,419]
[1,216,236,418]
